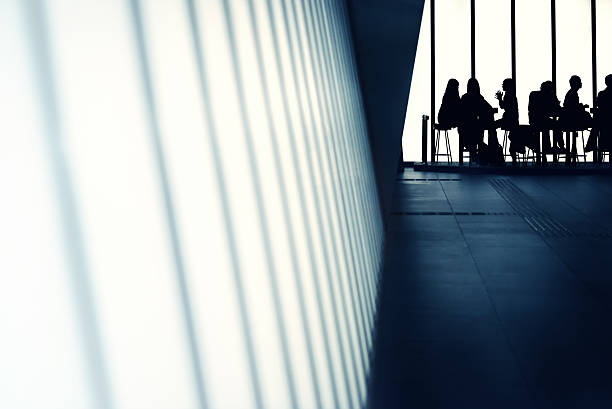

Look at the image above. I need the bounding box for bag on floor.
[479,142,504,165]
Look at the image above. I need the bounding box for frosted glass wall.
[0,1,384,409]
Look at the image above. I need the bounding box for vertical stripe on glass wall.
[1,1,385,408]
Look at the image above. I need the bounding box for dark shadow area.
[346,0,426,221]
[369,168,612,409]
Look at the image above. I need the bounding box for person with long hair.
[438,79,461,129]
[459,78,496,161]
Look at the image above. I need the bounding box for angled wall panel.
[346,0,426,219]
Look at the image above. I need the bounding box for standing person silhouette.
[459,78,496,162]
[438,79,461,129]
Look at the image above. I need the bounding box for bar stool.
[559,129,587,163]
[502,129,511,160]
[519,147,537,164]
[459,146,471,164]
[434,124,453,163]
[511,125,536,164]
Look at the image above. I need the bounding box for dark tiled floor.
[370,168,612,409]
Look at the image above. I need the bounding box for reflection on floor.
[369,167,612,409]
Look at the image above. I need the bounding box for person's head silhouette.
[502,78,515,94]
[541,80,554,95]
[569,75,582,91]
[605,74,612,88]
[444,79,459,97]
[467,78,480,95]
[446,78,459,92]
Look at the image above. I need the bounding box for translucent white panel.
[557,0,593,108]
[257,0,341,407]
[232,0,322,408]
[436,0,471,155]
[403,1,430,161]
[596,0,612,93]
[300,2,364,407]
[2,1,384,408]
[403,0,471,161]
[197,1,296,408]
[45,1,198,408]
[281,1,351,407]
[138,2,255,408]
[516,0,552,123]
[313,2,366,398]
[322,7,373,351]
[333,2,379,325]
[292,0,357,407]
[0,4,92,408]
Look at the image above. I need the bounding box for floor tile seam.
[438,179,538,406]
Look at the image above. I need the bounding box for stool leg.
[446,131,452,163]
[572,132,578,164]
[435,129,440,162]
[565,132,571,165]
[435,130,440,162]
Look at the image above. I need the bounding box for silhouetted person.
[595,74,612,153]
[494,78,519,131]
[493,78,519,164]
[438,79,461,129]
[529,81,564,158]
[459,78,496,161]
[562,75,592,163]
[562,75,592,131]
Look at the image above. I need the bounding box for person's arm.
[495,91,504,107]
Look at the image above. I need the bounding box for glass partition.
[557,0,593,111]
[476,0,512,146]
[403,0,471,161]
[597,0,612,96]
[515,0,552,124]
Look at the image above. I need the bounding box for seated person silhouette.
[494,78,519,131]
[595,74,612,153]
[528,81,564,157]
[587,74,612,154]
[562,75,592,131]
[459,78,497,161]
[438,79,461,129]
[562,75,593,162]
